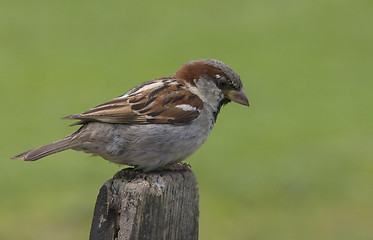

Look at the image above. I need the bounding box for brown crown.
[175,61,227,85]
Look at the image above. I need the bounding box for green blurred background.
[1,0,372,239]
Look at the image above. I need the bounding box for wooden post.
[89,168,199,240]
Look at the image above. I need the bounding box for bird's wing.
[62,78,204,125]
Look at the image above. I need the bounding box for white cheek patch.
[175,104,198,112]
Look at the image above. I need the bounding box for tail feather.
[11,138,75,161]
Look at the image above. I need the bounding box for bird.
[11,59,249,172]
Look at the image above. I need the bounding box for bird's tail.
[11,138,75,161]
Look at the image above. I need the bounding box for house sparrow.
[11,59,249,172]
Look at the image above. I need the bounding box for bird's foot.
[160,162,191,171]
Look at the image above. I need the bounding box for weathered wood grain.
[90,168,199,240]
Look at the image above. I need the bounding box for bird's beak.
[227,88,249,106]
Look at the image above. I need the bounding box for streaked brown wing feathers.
[62,79,204,125]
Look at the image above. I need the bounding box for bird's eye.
[220,79,227,87]
[215,74,228,88]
